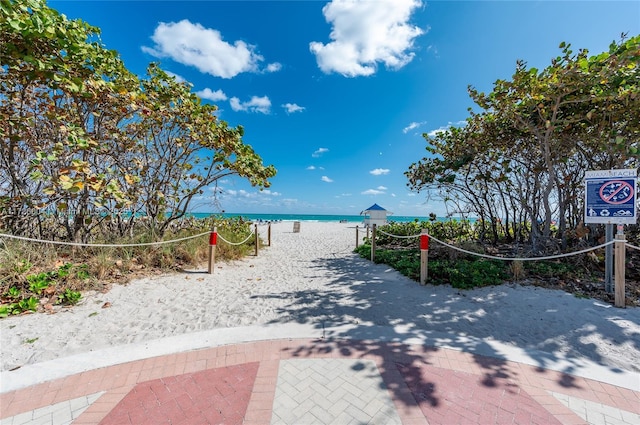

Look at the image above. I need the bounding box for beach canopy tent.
[360,203,392,227]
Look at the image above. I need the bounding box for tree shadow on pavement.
[281,338,441,408]
[255,251,638,404]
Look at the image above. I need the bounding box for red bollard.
[420,233,429,250]
[208,228,217,274]
[420,231,429,285]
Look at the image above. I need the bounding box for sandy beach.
[1,221,639,381]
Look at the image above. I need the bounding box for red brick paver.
[1,338,637,425]
[397,362,562,425]
[99,362,259,425]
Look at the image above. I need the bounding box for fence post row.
[358,224,631,308]
[208,227,217,274]
[420,229,429,285]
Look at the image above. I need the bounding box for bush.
[523,261,580,279]
[354,244,508,289]
[444,260,509,289]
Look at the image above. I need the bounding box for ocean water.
[190,212,437,223]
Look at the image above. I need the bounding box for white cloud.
[196,88,228,102]
[307,166,316,170]
[142,20,265,78]
[229,96,271,114]
[321,176,334,183]
[426,126,449,138]
[310,0,424,77]
[312,147,329,158]
[426,121,467,138]
[426,43,438,58]
[282,103,305,114]
[377,186,387,190]
[227,189,251,198]
[165,70,186,83]
[403,121,426,133]
[266,62,282,72]
[224,188,280,199]
[361,189,385,195]
[369,168,390,176]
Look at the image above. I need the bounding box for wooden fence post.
[420,229,429,285]
[355,225,359,248]
[371,224,376,262]
[614,231,626,308]
[208,227,217,274]
[268,223,271,246]
[254,224,259,256]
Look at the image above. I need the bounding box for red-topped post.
[208,227,217,274]
[420,230,429,285]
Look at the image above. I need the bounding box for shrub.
[354,245,508,289]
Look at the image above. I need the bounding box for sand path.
[1,222,639,377]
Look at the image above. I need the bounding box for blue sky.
[49,0,639,217]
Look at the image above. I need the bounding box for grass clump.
[0,216,263,317]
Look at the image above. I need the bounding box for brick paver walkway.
[1,337,639,425]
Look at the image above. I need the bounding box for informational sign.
[585,168,637,224]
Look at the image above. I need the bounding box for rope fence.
[376,228,420,239]
[0,231,210,247]
[360,223,639,308]
[421,235,615,262]
[0,222,273,275]
[3,220,637,307]
[216,232,254,246]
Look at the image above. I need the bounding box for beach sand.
[1,221,639,379]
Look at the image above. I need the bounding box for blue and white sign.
[585,168,637,224]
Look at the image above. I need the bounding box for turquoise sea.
[190,212,451,223]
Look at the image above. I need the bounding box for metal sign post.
[584,169,637,305]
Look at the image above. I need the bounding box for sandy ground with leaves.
[1,221,639,377]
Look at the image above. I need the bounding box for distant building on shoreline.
[360,203,391,227]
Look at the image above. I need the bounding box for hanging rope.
[216,232,254,246]
[0,231,210,247]
[626,242,640,251]
[376,229,420,239]
[370,229,617,262]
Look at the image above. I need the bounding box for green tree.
[407,35,639,250]
[1,0,276,241]
[1,0,141,241]
[129,64,276,236]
